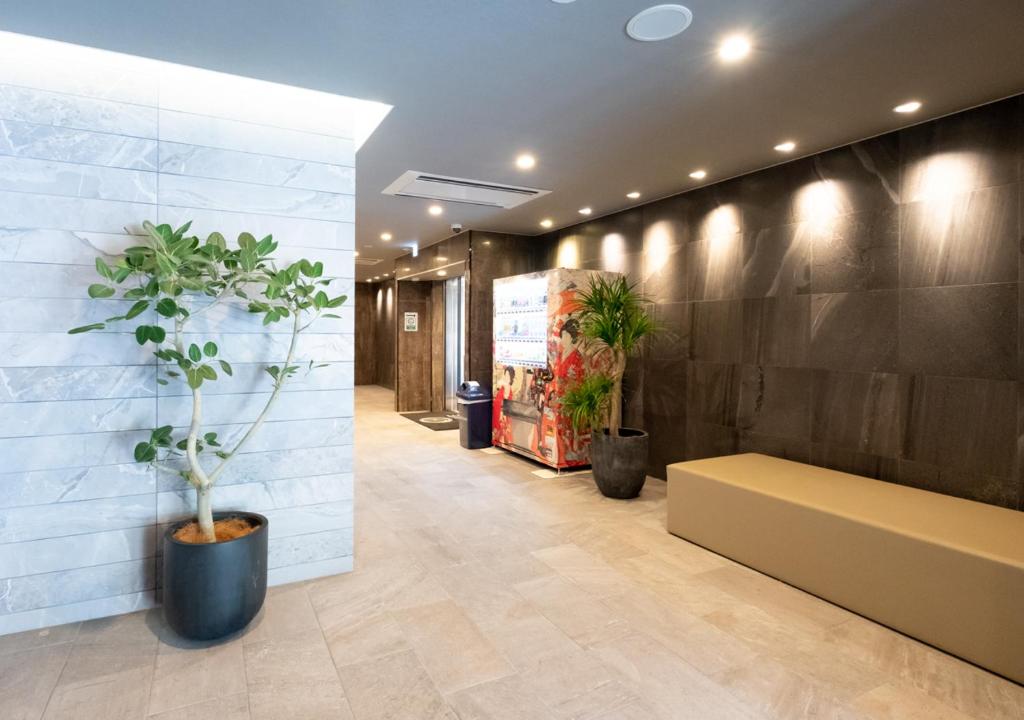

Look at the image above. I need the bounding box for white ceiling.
[2,0,1023,280]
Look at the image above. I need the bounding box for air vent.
[355,256,383,266]
[382,171,551,209]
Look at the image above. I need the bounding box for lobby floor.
[3,385,1023,719]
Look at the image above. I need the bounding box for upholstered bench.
[666,453,1024,684]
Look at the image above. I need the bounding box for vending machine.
[491,268,618,469]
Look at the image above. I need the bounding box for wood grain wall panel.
[396,280,432,411]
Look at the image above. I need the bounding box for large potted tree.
[562,276,655,499]
[69,220,346,640]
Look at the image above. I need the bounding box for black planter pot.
[590,428,649,499]
[162,511,268,641]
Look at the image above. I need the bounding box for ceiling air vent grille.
[382,171,550,209]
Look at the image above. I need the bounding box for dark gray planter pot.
[590,428,648,499]
[163,511,268,641]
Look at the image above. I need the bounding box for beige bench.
[666,453,1024,684]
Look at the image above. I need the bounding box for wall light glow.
[796,180,845,232]
[601,233,628,273]
[556,238,580,268]
[645,221,674,278]
[904,152,978,204]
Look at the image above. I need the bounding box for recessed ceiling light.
[894,100,922,114]
[383,272,389,276]
[774,141,796,153]
[516,153,536,170]
[626,191,641,200]
[373,275,380,279]
[718,34,751,62]
[540,218,554,228]
[437,270,447,277]
[626,4,693,42]
[380,232,392,241]
[689,169,707,180]
[354,250,359,257]
[428,204,443,216]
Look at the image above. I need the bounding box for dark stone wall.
[354,282,376,385]
[466,230,547,391]
[533,95,1023,509]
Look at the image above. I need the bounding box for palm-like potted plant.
[562,275,655,499]
[69,220,346,639]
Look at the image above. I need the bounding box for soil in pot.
[172,516,257,543]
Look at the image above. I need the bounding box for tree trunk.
[608,350,625,437]
[196,484,215,543]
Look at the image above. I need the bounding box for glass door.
[443,275,466,412]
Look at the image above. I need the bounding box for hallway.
[2,385,1022,719]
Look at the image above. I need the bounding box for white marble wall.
[0,36,373,634]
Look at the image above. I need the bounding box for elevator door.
[443,276,466,411]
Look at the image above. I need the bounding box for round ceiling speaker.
[626,4,693,42]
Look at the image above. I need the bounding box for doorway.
[443,275,466,411]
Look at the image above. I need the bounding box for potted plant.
[562,276,655,499]
[69,220,346,640]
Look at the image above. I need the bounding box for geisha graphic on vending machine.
[491,268,620,469]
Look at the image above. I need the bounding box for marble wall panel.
[0,118,158,170]
[899,283,1017,380]
[810,290,899,373]
[0,59,358,634]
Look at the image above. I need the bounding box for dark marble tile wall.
[531,94,1024,510]
[466,230,546,391]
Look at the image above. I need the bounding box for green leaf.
[135,325,148,345]
[186,368,203,389]
[123,288,147,300]
[199,364,217,381]
[175,438,188,451]
[313,290,328,309]
[188,343,202,362]
[88,284,115,299]
[156,378,168,386]
[148,326,166,343]
[155,298,178,318]
[124,300,149,320]
[207,231,226,250]
[215,450,230,459]
[95,257,114,280]
[218,359,233,376]
[68,323,105,334]
[311,261,324,278]
[203,341,218,357]
[238,232,257,250]
[203,432,221,447]
[133,442,156,463]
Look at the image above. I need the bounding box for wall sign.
[403,312,419,332]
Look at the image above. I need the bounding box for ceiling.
[1,0,1022,280]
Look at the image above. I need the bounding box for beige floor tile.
[849,682,977,719]
[430,561,530,628]
[0,644,71,720]
[392,599,514,694]
[532,543,636,599]
[0,623,79,656]
[146,693,251,720]
[325,610,411,667]
[241,584,320,644]
[245,629,352,720]
[590,632,761,719]
[337,649,452,720]
[715,654,862,720]
[43,665,153,720]
[398,525,477,570]
[148,639,246,716]
[446,674,557,719]
[514,574,630,647]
